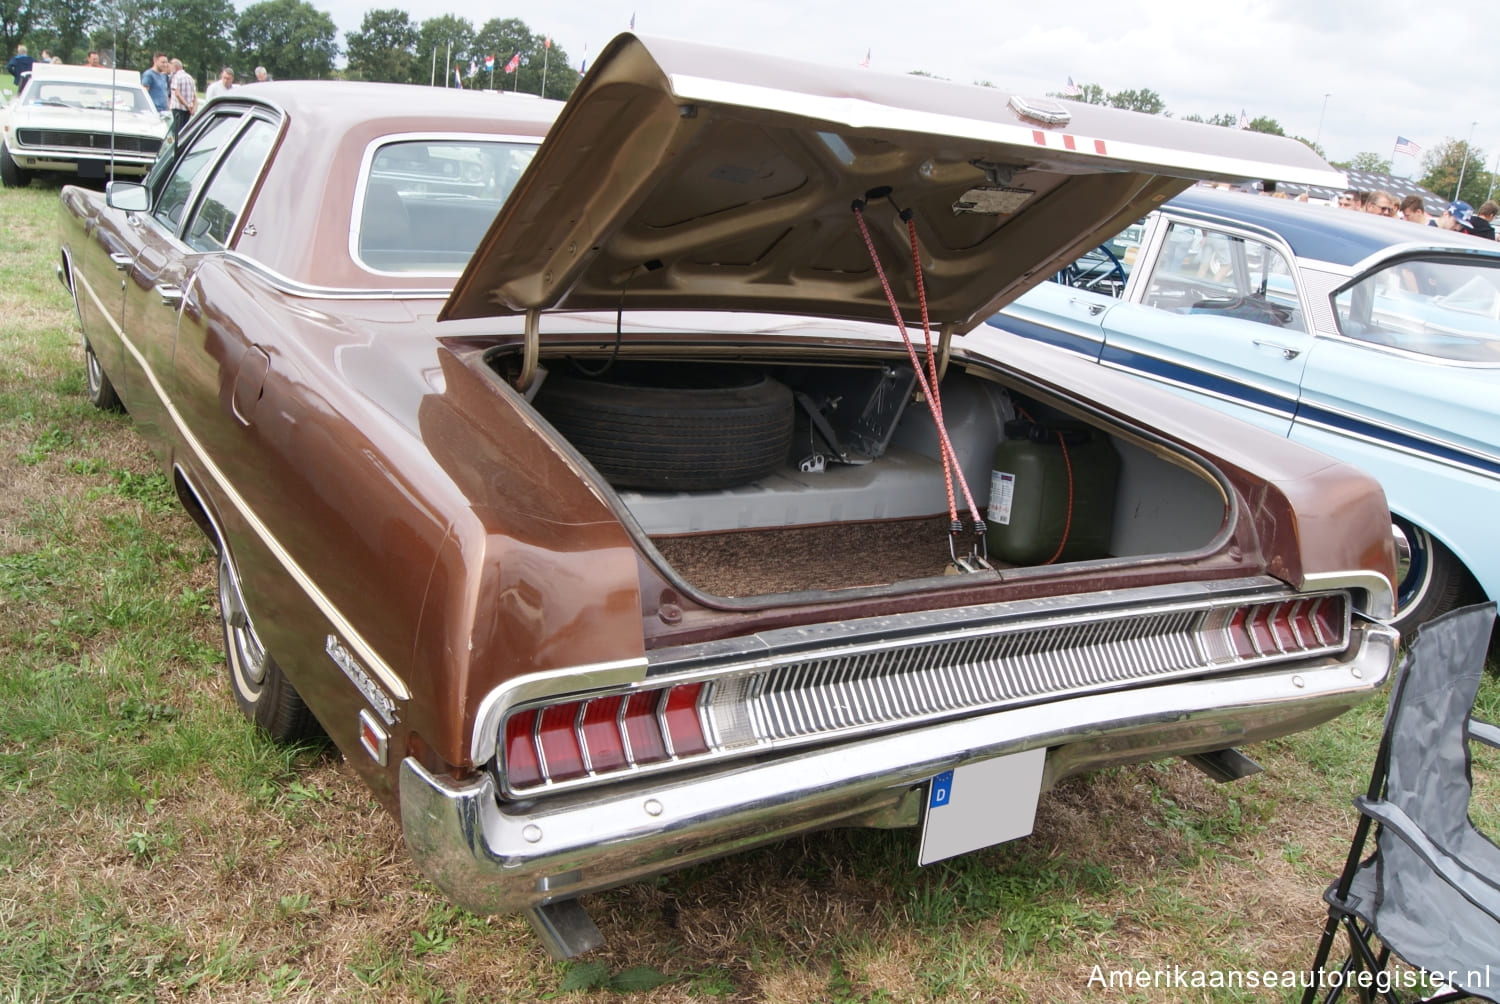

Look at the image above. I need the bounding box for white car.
[1,62,167,187]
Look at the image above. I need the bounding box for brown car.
[59,34,1396,958]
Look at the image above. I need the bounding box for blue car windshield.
[1334,258,1500,363]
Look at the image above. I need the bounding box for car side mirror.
[105,181,149,212]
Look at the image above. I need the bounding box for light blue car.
[989,186,1500,634]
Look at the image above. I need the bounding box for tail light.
[497,592,1352,796]
[502,682,709,792]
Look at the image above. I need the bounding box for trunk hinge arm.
[937,322,955,382]
[518,308,541,393]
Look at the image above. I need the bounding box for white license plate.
[918,748,1045,865]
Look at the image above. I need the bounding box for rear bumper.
[400,620,1395,914]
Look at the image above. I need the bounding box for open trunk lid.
[440,32,1344,332]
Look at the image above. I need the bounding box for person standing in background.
[167,58,196,136]
[6,44,33,86]
[205,66,234,100]
[141,52,170,114]
[252,66,268,82]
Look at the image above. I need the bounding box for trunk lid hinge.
[518,308,541,394]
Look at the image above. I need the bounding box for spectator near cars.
[6,44,33,86]
[167,58,195,135]
[204,66,234,100]
[1470,200,1498,240]
[141,52,170,113]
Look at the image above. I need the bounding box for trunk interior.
[510,353,1228,599]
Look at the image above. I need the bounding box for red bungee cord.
[851,197,986,560]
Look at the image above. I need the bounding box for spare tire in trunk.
[534,364,794,491]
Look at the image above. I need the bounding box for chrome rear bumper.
[400,620,1394,916]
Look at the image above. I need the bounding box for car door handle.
[155,284,184,306]
[1252,339,1302,360]
[1069,298,1107,316]
[110,253,133,270]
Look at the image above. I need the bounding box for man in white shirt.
[205,66,234,101]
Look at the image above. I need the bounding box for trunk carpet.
[651,515,980,596]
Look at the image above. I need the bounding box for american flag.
[1394,136,1421,157]
[1237,109,1250,130]
[1063,76,1081,97]
[858,48,870,68]
[504,52,521,73]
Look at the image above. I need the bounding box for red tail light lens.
[579,696,627,772]
[536,704,586,781]
[663,683,708,756]
[623,691,669,765]
[504,711,542,788]
[502,682,708,790]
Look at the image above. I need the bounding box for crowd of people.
[1337,187,1498,239]
[7,43,271,139]
[138,51,270,135]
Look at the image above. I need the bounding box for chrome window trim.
[348,131,542,279]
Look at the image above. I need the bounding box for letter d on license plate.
[918,748,1045,865]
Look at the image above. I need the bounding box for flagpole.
[430,46,437,86]
[444,41,450,87]
[541,42,548,98]
[1454,120,1477,201]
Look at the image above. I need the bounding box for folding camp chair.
[1303,602,1500,1004]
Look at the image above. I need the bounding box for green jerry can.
[986,419,1120,565]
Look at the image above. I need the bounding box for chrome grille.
[16,129,161,155]
[752,608,1206,740]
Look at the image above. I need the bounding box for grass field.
[2,176,1497,1003]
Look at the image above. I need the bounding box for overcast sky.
[312,0,1496,175]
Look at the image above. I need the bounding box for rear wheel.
[1390,516,1465,636]
[0,144,31,188]
[83,337,124,412]
[218,548,322,742]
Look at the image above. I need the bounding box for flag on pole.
[858,48,870,67]
[579,43,589,74]
[505,52,521,74]
[484,54,495,71]
[1394,135,1421,157]
[453,64,463,88]
[1237,109,1250,130]
[468,58,477,78]
[544,35,551,49]
[1063,75,1081,97]
[629,11,636,29]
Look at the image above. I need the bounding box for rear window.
[353,138,538,274]
[1333,257,1500,362]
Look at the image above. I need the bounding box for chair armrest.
[1468,718,1500,750]
[1355,796,1500,920]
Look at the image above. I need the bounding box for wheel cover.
[218,552,269,688]
[84,342,104,397]
[1392,517,1434,614]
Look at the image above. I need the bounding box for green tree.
[473,18,577,98]
[31,0,91,62]
[1,0,40,66]
[234,0,338,81]
[414,14,474,86]
[1051,80,1106,105]
[1339,151,1392,174]
[344,7,415,83]
[89,0,160,70]
[152,0,233,88]
[1420,138,1491,205]
[1246,116,1283,136]
[1107,87,1164,115]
